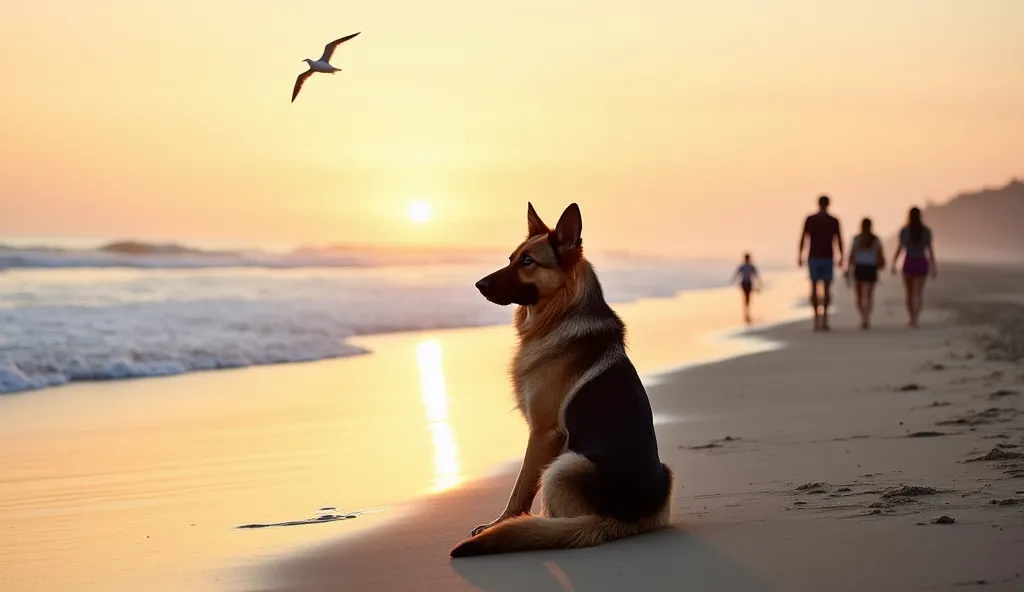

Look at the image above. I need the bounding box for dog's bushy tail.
[449,514,644,558]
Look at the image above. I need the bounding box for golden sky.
[1,0,1022,259]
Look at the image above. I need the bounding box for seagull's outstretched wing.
[320,32,361,63]
[292,69,314,103]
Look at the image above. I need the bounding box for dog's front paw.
[471,521,497,537]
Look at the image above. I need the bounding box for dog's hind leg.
[539,452,598,518]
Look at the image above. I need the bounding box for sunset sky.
[1,0,1022,260]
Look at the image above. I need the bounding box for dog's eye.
[520,254,534,267]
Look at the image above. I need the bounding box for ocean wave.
[0,295,508,395]
[0,240,716,271]
[0,259,731,395]
[0,241,512,270]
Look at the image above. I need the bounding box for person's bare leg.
[821,281,833,330]
[905,272,921,325]
[853,281,863,326]
[856,282,868,329]
[743,289,752,324]
[865,282,876,329]
[810,281,821,330]
[908,278,919,327]
[912,277,927,327]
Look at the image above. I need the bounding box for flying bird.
[292,32,361,103]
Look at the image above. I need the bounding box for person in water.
[732,253,761,324]
[891,206,937,328]
[845,217,885,330]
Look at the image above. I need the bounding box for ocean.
[0,241,739,394]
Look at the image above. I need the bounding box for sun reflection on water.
[415,339,462,492]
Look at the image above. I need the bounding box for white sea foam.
[0,255,732,395]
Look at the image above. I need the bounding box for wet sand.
[256,263,1024,592]
[0,271,809,592]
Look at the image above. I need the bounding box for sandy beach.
[253,263,1024,592]
[5,2,1021,590]
[0,270,806,592]
[3,264,1023,591]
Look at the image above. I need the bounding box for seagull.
[291,32,361,103]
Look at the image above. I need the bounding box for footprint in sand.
[840,434,873,442]
[684,436,744,451]
[866,485,946,512]
[965,446,1024,463]
[988,389,1019,400]
[881,485,942,498]
[795,482,829,494]
[687,443,723,450]
[938,407,1020,427]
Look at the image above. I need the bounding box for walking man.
[798,195,843,331]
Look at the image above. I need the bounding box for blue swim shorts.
[807,258,834,283]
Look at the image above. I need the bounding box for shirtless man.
[798,195,844,331]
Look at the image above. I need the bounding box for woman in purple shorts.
[891,207,937,328]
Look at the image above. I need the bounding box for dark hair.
[858,217,876,248]
[907,207,924,244]
[818,195,830,208]
[744,252,751,262]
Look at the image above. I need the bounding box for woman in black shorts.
[846,218,885,329]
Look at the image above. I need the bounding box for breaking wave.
[0,248,732,395]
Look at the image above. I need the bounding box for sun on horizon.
[407,201,433,225]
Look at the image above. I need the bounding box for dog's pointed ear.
[527,202,548,237]
[554,203,583,254]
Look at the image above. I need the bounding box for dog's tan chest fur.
[511,341,576,434]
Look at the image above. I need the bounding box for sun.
[407,200,433,224]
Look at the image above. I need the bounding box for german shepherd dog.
[449,202,675,558]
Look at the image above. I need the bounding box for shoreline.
[641,303,815,387]
[243,311,823,572]
[248,313,819,591]
[0,270,810,592]
[0,267,786,397]
[254,262,1024,592]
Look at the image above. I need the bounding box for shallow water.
[0,257,734,393]
[0,271,808,592]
